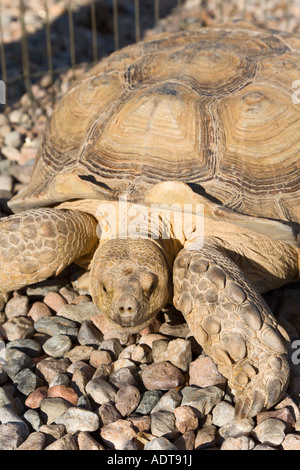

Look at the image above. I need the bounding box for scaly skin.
[173,245,290,418]
[0,208,98,293]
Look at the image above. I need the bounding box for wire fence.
[0,0,299,106]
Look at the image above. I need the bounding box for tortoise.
[1,23,300,419]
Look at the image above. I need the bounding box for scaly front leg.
[173,245,290,418]
[0,208,98,293]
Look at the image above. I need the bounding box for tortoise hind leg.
[0,208,98,293]
[173,244,290,419]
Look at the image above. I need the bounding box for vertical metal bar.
[113,0,119,50]
[67,0,76,70]
[44,0,53,84]
[90,0,98,63]
[19,0,36,105]
[0,3,7,85]
[135,0,140,43]
[177,0,182,30]
[155,0,160,28]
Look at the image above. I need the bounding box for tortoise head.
[90,238,171,333]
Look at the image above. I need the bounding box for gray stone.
[98,338,124,360]
[220,436,256,450]
[212,401,235,427]
[6,338,42,357]
[135,390,163,415]
[0,423,24,449]
[144,437,177,450]
[77,320,103,346]
[40,397,73,424]
[4,130,22,148]
[42,334,72,358]
[181,385,224,417]
[34,316,78,340]
[13,368,44,395]
[150,411,178,439]
[45,433,78,450]
[98,403,122,427]
[85,377,117,405]
[55,407,99,434]
[22,409,43,431]
[56,301,101,323]
[3,348,32,379]
[151,389,182,413]
[0,406,30,440]
[219,419,255,439]
[251,418,286,447]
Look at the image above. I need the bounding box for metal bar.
[155,0,160,28]
[67,0,76,70]
[135,0,140,42]
[113,0,119,50]
[0,3,7,85]
[19,0,36,105]
[90,0,98,63]
[44,0,53,84]
[177,0,182,30]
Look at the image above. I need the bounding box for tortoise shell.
[9,23,300,230]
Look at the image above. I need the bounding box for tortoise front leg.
[0,208,98,293]
[173,244,290,419]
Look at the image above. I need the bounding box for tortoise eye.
[102,284,107,293]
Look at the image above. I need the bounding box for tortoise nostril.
[117,296,138,315]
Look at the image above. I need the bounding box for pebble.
[181,385,224,418]
[115,385,141,416]
[17,432,46,450]
[36,357,71,383]
[152,339,169,362]
[6,338,42,357]
[142,361,185,390]
[13,368,44,395]
[194,425,217,450]
[109,366,138,389]
[77,431,105,450]
[151,389,182,413]
[89,349,113,368]
[165,338,192,371]
[55,408,100,434]
[57,302,101,323]
[219,419,255,439]
[64,345,94,363]
[150,411,178,439]
[47,385,78,406]
[39,424,66,445]
[42,334,72,357]
[212,401,235,427]
[100,419,137,450]
[144,437,177,450]
[43,292,67,312]
[220,436,256,450]
[27,302,52,321]
[3,348,32,378]
[4,130,22,148]
[45,433,78,450]
[5,295,29,319]
[25,386,48,409]
[98,338,124,360]
[0,406,30,440]
[23,409,43,431]
[135,390,163,415]
[1,317,35,341]
[0,423,24,450]
[281,434,300,450]
[174,430,195,450]
[77,320,103,346]
[85,377,117,405]
[251,418,286,447]
[174,405,198,433]
[34,316,78,340]
[40,397,72,424]
[256,407,296,432]
[189,356,227,387]
[98,403,122,427]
